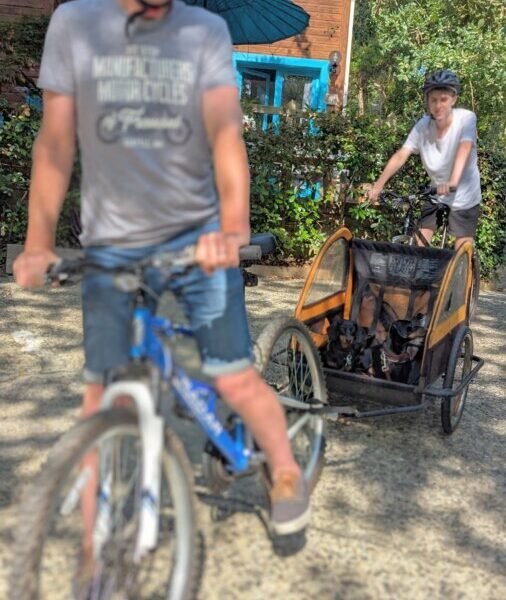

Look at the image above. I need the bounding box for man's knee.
[214,367,265,408]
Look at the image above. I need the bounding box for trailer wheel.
[441,326,473,434]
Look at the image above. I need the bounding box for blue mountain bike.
[10,247,327,600]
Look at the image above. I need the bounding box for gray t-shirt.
[403,108,481,210]
[38,0,237,247]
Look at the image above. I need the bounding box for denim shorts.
[81,220,253,383]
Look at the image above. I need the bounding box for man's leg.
[214,368,299,481]
[83,383,103,416]
[81,384,132,566]
[214,367,310,533]
[79,244,153,574]
[176,261,310,533]
[81,384,103,566]
[175,264,301,479]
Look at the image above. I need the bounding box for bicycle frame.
[51,253,323,567]
[129,306,254,473]
[387,193,450,248]
[96,305,256,561]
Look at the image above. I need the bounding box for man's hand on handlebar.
[196,231,249,275]
[13,249,60,289]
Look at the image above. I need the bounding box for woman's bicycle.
[10,247,328,600]
[379,186,480,318]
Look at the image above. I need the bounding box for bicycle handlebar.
[47,242,264,284]
[379,186,457,208]
[46,245,197,284]
[428,185,457,195]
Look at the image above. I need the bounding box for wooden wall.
[236,0,351,60]
[0,0,55,21]
[235,0,352,88]
[0,0,351,61]
[0,0,353,86]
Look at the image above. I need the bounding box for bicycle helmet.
[422,70,461,95]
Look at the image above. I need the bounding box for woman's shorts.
[420,202,481,238]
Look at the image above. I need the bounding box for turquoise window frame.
[233,52,329,120]
[234,53,328,202]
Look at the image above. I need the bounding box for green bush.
[245,110,505,278]
[0,103,80,249]
[0,16,48,88]
[1,103,504,279]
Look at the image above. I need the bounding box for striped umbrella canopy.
[183,0,310,45]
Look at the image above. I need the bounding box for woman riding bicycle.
[368,69,482,250]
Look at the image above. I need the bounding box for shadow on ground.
[0,277,504,599]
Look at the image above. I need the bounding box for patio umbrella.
[183,0,310,45]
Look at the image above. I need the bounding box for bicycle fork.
[100,381,164,563]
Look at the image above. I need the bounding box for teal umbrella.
[184,0,310,45]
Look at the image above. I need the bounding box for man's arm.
[14,90,76,287]
[197,85,250,273]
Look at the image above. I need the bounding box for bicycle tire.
[441,327,473,434]
[469,252,480,319]
[10,407,201,600]
[254,317,327,491]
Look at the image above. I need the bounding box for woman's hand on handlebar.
[433,183,457,197]
[367,182,384,202]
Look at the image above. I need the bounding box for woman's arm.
[368,147,413,201]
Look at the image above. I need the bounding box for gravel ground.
[0,274,505,599]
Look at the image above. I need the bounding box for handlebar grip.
[239,245,262,261]
[429,185,457,194]
[46,257,85,284]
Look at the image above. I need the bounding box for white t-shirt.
[403,108,481,210]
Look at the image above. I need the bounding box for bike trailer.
[294,227,483,433]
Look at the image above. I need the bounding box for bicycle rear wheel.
[255,317,327,491]
[10,407,200,600]
[469,252,480,319]
[441,327,473,434]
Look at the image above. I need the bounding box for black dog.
[326,316,377,374]
[381,314,427,383]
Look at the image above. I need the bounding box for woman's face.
[427,89,457,121]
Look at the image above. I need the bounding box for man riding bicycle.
[13,0,310,568]
[368,69,482,249]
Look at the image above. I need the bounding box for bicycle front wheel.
[255,317,327,491]
[10,407,200,600]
